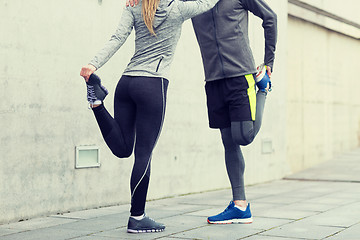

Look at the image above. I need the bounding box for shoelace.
[144,215,163,228]
[218,204,233,216]
[144,215,156,223]
[87,85,100,109]
[87,85,97,102]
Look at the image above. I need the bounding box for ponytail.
[142,0,160,36]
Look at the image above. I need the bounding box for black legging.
[92,75,168,216]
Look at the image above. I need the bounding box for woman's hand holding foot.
[80,64,96,82]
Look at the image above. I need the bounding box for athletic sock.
[131,214,145,220]
[234,204,247,211]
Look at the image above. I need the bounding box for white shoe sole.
[207,217,253,224]
[127,228,164,233]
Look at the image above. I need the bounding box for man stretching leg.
[191,0,277,224]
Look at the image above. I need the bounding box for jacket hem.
[204,71,256,82]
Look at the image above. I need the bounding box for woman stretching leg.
[80,0,219,233]
[92,76,168,219]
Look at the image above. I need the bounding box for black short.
[205,75,257,129]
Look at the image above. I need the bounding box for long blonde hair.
[142,0,160,36]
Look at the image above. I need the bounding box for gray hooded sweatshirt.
[89,0,219,80]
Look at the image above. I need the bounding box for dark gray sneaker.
[127,215,165,233]
[86,73,108,106]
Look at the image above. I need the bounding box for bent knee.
[231,121,255,146]
[233,132,255,146]
[111,147,133,158]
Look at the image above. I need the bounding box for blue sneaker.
[207,201,253,224]
[86,73,108,107]
[255,63,272,92]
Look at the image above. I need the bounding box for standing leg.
[129,77,168,216]
[208,76,256,224]
[126,77,168,233]
[207,129,253,224]
[220,127,246,201]
[207,128,253,224]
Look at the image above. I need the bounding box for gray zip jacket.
[89,0,219,80]
[192,0,277,81]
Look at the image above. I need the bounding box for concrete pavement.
[1,148,360,240]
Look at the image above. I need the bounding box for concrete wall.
[3,0,358,224]
[287,0,360,172]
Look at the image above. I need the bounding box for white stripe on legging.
[131,78,166,201]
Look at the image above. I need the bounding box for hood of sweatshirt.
[153,0,175,28]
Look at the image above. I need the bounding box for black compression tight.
[92,75,168,216]
[220,91,267,201]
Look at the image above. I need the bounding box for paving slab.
[325,222,360,240]
[244,235,305,240]
[95,215,208,240]
[262,222,345,240]
[170,224,261,240]
[0,227,22,237]
[276,202,334,212]
[51,205,130,220]
[1,148,359,240]
[302,195,358,206]
[244,217,293,230]
[295,201,360,228]
[3,216,77,231]
[252,195,304,205]
[285,149,360,183]
[255,206,318,220]
[72,236,120,240]
[51,213,126,232]
[0,227,94,240]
